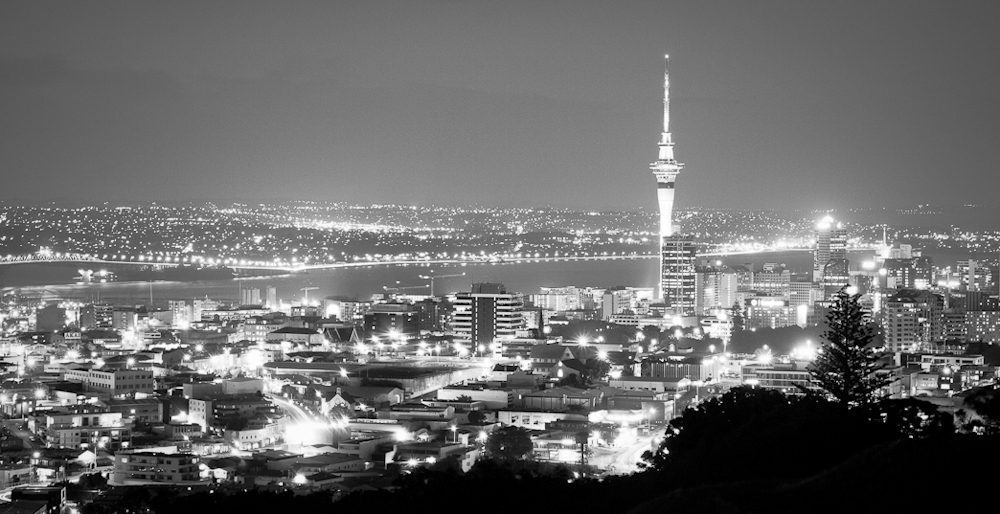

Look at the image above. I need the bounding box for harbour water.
[1,250,833,304]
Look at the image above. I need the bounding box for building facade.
[452,283,524,347]
[882,289,944,353]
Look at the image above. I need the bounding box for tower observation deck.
[650,55,684,239]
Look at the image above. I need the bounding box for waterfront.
[0,250,842,304]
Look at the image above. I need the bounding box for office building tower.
[452,283,525,349]
[695,265,738,315]
[957,259,994,292]
[80,303,113,330]
[967,310,1000,344]
[265,286,278,308]
[602,287,635,320]
[882,289,944,353]
[169,300,190,328]
[660,236,698,315]
[822,258,851,299]
[814,216,847,281]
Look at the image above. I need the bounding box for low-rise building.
[437,385,514,409]
[110,450,203,485]
[0,464,33,490]
[608,377,684,394]
[62,368,154,397]
[100,398,164,424]
[497,409,588,430]
[751,361,823,395]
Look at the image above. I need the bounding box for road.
[589,430,662,475]
[2,419,39,451]
[270,396,339,446]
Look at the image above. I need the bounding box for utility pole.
[575,430,589,477]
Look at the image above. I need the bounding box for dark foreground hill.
[630,436,1000,514]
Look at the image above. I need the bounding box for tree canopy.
[484,426,533,463]
[808,287,892,406]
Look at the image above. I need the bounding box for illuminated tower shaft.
[650,55,684,239]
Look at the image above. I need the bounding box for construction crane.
[300,286,319,304]
[383,281,427,293]
[418,272,467,297]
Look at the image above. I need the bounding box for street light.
[449,425,458,443]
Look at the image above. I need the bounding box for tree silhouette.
[484,426,533,463]
[808,286,892,406]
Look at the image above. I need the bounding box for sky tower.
[650,55,696,313]
[650,55,684,238]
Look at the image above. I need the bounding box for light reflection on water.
[5,250,834,303]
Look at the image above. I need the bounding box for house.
[201,457,241,481]
[530,345,577,375]
[318,385,404,414]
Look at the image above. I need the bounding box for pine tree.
[808,286,892,406]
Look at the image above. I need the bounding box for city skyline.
[3,3,1000,511]
[2,1,999,211]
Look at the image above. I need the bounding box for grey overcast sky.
[1,1,998,211]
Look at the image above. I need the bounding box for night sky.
[2,1,998,210]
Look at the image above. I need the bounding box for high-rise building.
[814,216,847,281]
[882,289,944,353]
[957,259,994,292]
[169,300,190,328]
[265,286,278,308]
[80,303,113,330]
[695,264,738,315]
[967,310,1000,344]
[452,283,524,349]
[660,236,698,315]
[648,56,696,311]
[821,258,851,299]
[602,287,635,320]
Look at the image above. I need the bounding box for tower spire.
[650,54,683,237]
[663,54,670,134]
